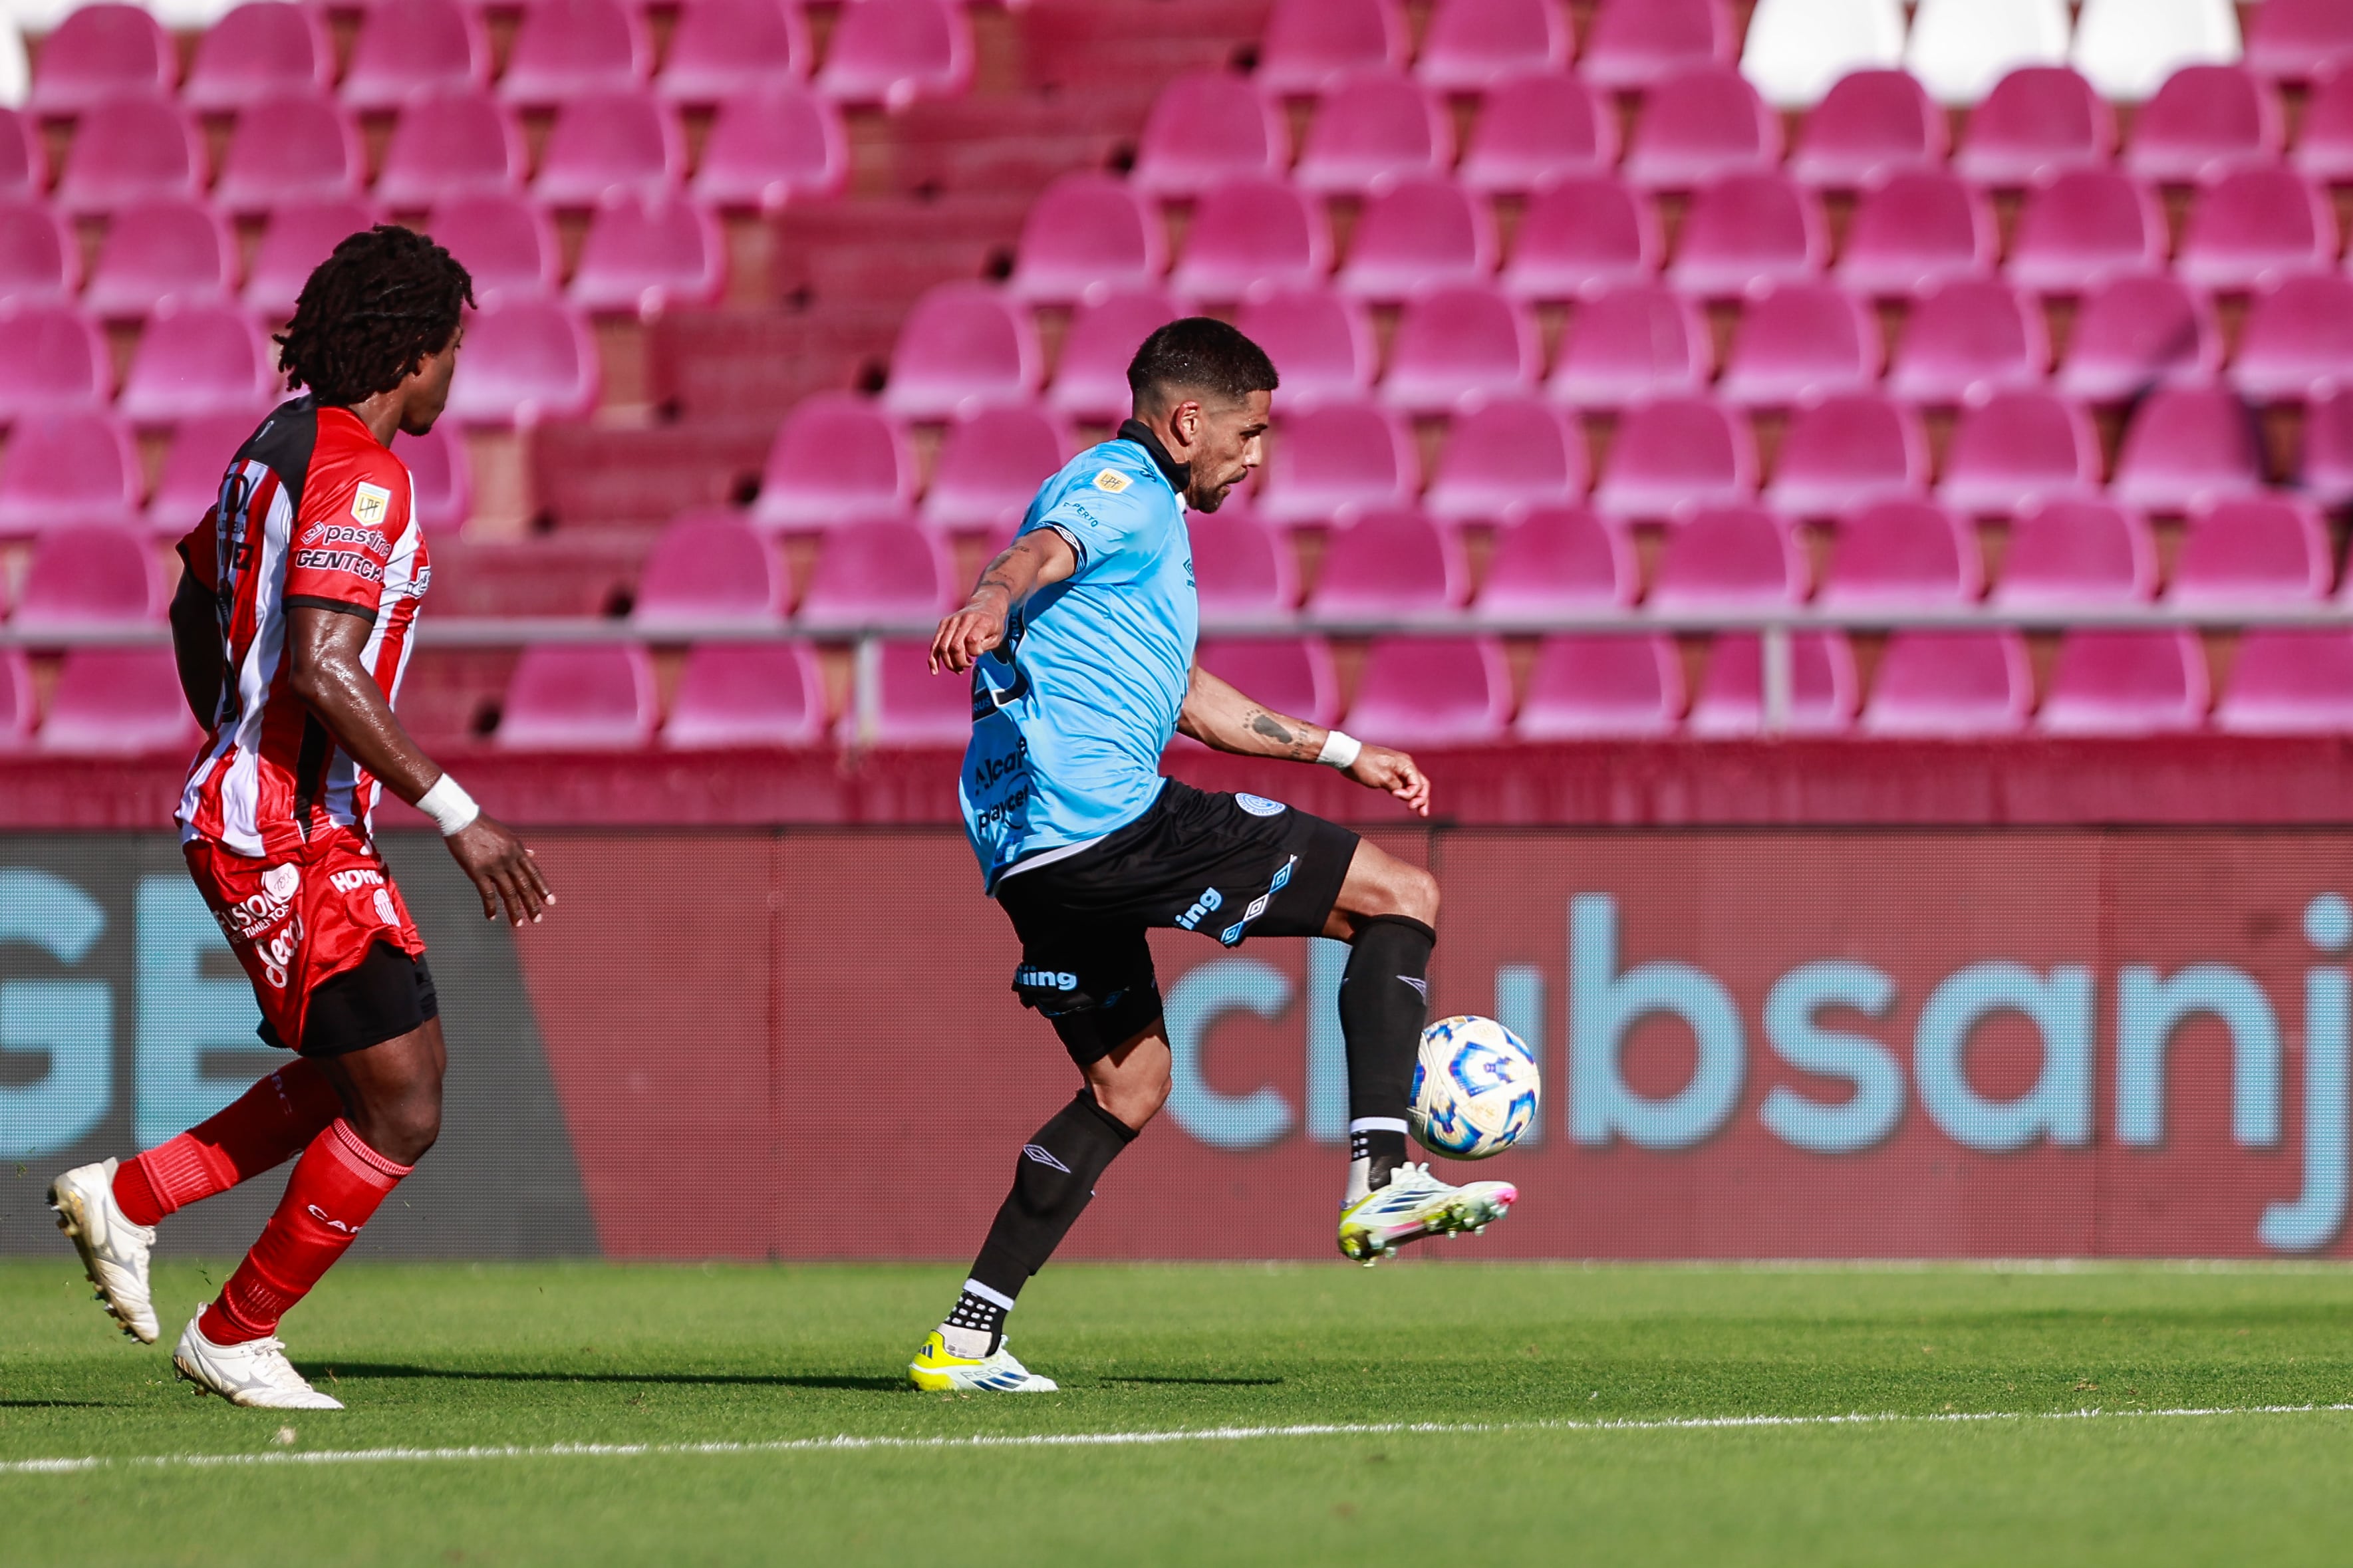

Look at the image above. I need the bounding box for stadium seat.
[1740,0,1907,110]
[1129,71,1288,198]
[1821,499,1983,606]
[1424,396,1586,523]
[657,0,807,105]
[495,643,658,751]
[1007,173,1165,305]
[1953,68,2114,186]
[2126,65,2280,183]
[1652,502,1807,606]
[1381,285,1538,414]
[2053,272,2219,402]
[2110,387,2264,512]
[0,414,140,537]
[1835,170,1997,298]
[81,197,233,320]
[1862,632,2035,735]
[1788,69,1948,190]
[425,194,559,304]
[1417,0,1572,92]
[212,92,363,215]
[341,0,488,114]
[1308,506,1468,615]
[2005,170,2167,293]
[2175,166,2336,292]
[2294,66,2353,182]
[813,0,974,110]
[27,4,172,117]
[1345,634,1512,744]
[1993,497,2155,608]
[692,83,848,212]
[1474,503,1633,612]
[53,91,203,216]
[880,283,1039,420]
[796,519,955,630]
[499,0,648,108]
[2215,632,2353,732]
[182,1,331,113]
[1580,0,1734,92]
[1904,0,2070,106]
[0,194,76,302]
[1886,278,2048,403]
[1255,0,1408,96]
[244,199,380,319]
[754,394,914,531]
[1547,283,1713,409]
[2303,384,2353,507]
[1514,634,1685,738]
[117,304,278,425]
[1294,71,1451,197]
[1171,177,1331,301]
[533,90,685,207]
[2038,630,2209,734]
[845,639,971,747]
[1457,72,1615,195]
[1255,400,1415,527]
[1937,390,2102,514]
[374,90,527,210]
[0,302,108,420]
[1667,172,1826,297]
[37,648,200,755]
[393,422,469,531]
[0,650,30,751]
[1192,639,1336,726]
[1718,282,1883,407]
[1593,396,1757,519]
[2249,0,2353,81]
[921,403,1067,535]
[13,520,162,628]
[569,192,726,317]
[2231,273,2353,404]
[2170,495,2332,606]
[0,109,40,199]
[440,295,598,426]
[1188,510,1297,613]
[146,405,270,535]
[2072,0,2242,102]
[632,511,786,626]
[1765,392,1928,517]
[1690,630,1859,735]
[1623,65,1780,191]
[1046,287,1182,424]
[1234,287,1377,407]
[662,642,826,749]
[1500,175,1659,301]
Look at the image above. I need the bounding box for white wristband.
[1317,729,1363,771]
[416,773,480,837]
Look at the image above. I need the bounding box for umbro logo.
[1022,1144,1071,1173]
[1399,976,1429,1001]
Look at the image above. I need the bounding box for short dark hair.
[277,226,476,408]
[1126,317,1279,409]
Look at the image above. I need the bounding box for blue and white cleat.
[908,1331,1059,1392]
[1337,1163,1516,1265]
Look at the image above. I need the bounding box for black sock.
[964,1088,1138,1314]
[1341,914,1436,1192]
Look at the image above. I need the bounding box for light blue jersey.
[960,428,1197,892]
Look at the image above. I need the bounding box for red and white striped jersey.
[176,399,431,859]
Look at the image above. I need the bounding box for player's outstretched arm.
[929,528,1079,674]
[1178,664,1431,818]
[285,604,553,926]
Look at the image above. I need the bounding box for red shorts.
[183,827,428,1053]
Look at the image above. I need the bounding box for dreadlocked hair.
[275,225,474,408]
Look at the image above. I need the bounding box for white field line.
[6,1402,2353,1478]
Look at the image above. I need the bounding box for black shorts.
[994,779,1360,1065]
[256,940,440,1058]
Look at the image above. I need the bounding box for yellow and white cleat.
[49,1158,159,1343]
[908,1331,1059,1392]
[1337,1162,1517,1265]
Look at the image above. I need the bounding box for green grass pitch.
[5,1257,2353,1565]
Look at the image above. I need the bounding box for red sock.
[112,1060,344,1227]
[207,1118,411,1346]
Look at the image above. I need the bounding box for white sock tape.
[1317,729,1362,771]
[416,773,480,837]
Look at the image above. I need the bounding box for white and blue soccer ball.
[1409,1015,1540,1160]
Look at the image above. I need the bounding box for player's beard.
[1191,482,1233,513]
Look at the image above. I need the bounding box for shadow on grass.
[1097,1376,1284,1387]
[0,1400,105,1408]
[307,1363,906,1393]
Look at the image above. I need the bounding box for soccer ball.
[1409,1015,1540,1160]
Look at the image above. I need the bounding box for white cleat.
[1337,1162,1517,1265]
[49,1158,159,1344]
[173,1309,345,1410]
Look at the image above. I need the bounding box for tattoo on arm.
[1244,710,1319,759]
[1249,712,1294,745]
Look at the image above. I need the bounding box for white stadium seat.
[1741,0,1907,110]
[1905,0,2070,106]
[2070,0,2241,102]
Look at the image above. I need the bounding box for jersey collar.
[1116,420,1190,497]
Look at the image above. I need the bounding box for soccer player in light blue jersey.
[908,320,1516,1394]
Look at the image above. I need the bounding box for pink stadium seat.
[1171,177,1331,301]
[0,197,77,303]
[1954,67,2116,186]
[2294,65,2353,182]
[1500,175,1660,301]
[1862,632,2034,735]
[658,0,808,104]
[1194,640,1337,726]
[1046,287,1181,423]
[693,84,848,212]
[213,93,364,215]
[2038,630,2209,734]
[814,0,974,110]
[2231,273,2353,404]
[1994,497,2156,606]
[1256,400,1415,527]
[374,91,527,210]
[2171,495,2332,605]
[1822,499,1983,606]
[54,92,204,217]
[1382,285,1538,413]
[0,652,30,751]
[1308,506,1468,615]
[14,521,163,628]
[1624,65,1782,191]
[1718,282,1883,406]
[533,91,685,207]
[1939,391,2102,514]
[28,5,173,118]
[341,0,488,114]
[663,642,826,749]
[1294,71,1451,196]
[426,194,559,303]
[1836,170,1998,297]
[184,3,332,113]
[0,111,42,201]
[440,295,599,426]
[881,283,1039,420]
[1458,72,1615,195]
[499,0,649,108]
[844,640,970,747]
[0,303,109,420]
[796,519,955,630]
[2247,0,2353,82]
[117,305,279,426]
[2007,170,2169,293]
[1345,634,1512,744]
[147,406,271,534]
[1593,396,1758,519]
[2110,387,2265,512]
[1008,174,1165,305]
[1790,70,1947,190]
[2176,166,2338,292]
[496,644,658,750]
[2128,65,2281,182]
[1514,634,1685,738]
[0,412,142,537]
[245,200,380,319]
[1256,0,1409,95]
[922,404,1067,535]
[569,192,726,316]
[2303,384,2353,507]
[1766,392,1929,517]
[2054,272,2220,402]
[1582,0,1734,92]
[1667,171,1826,297]
[1474,503,1633,612]
[1653,503,1807,606]
[2215,632,2353,733]
[1188,511,1297,613]
[82,197,234,320]
[1887,279,2050,403]
[393,422,470,530]
[1690,632,1859,735]
[754,394,914,531]
[37,648,200,755]
[1336,178,1496,300]
[1425,396,1587,523]
[1235,287,1376,406]
[632,511,786,625]
[1418,0,1572,91]
[1547,283,1713,408]
[1130,72,1288,198]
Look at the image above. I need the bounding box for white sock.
[940,1324,994,1360]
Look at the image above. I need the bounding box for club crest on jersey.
[1092,468,1131,494]
[350,481,392,528]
